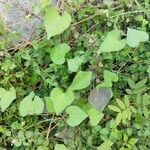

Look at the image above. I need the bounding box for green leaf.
[135,79,147,89]
[50,43,70,64]
[98,30,126,53]
[54,144,68,150]
[45,97,55,113]
[88,108,104,126]
[66,106,88,127]
[127,78,135,89]
[67,56,84,72]
[116,99,125,110]
[122,110,128,124]
[19,92,44,116]
[44,7,71,39]
[0,87,16,112]
[116,112,122,125]
[127,28,149,47]
[97,70,118,88]
[97,140,113,150]
[108,105,121,112]
[128,138,138,145]
[68,71,92,91]
[50,88,74,115]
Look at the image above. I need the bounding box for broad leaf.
[97,70,118,88]
[67,56,84,72]
[50,43,70,64]
[66,106,88,127]
[68,71,92,91]
[97,140,113,150]
[50,88,74,115]
[44,7,71,39]
[45,97,55,113]
[127,28,149,47]
[98,30,126,53]
[0,87,16,112]
[19,92,44,116]
[88,108,104,126]
[54,144,68,150]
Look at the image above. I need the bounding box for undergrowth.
[0,0,150,150]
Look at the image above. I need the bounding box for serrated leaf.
[50,43,70,64]
[97,140,113,150]
[108,105,121,112]
[127,28,149,47]
[67,56,84,72]
[50,88,74,115]
[19,92,44,116]
[88,108,104,126]
[97,70,118,88]
[44,7,71,39]
[66,106,88,127]
[116,99,125,110]
[54,144,68,150]
[98,30,126,53]
[68,71,92,91]
[0,87,16,112]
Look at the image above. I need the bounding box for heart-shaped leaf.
[19,92,44,116]
[66,106,88,127]
[88,108,104,126]
[98,30,126,53]
[68,71,92,91]
[127,28,149,47]
[97,70,118,88]
[45,97,55,113]
[0,87,16,112]
[50,43,70,65]
[67,56,84,72]
[50,88,74,115]
[44,7,71,39]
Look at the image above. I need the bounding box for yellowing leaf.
[44,7,71,39]
[98,30,126,53]
[50,43,70,65]
[0,87,16,112]
[116,99,125,110]
[127,28,149,47]
[66,106,88,127]
[108,105,120,112]
[116,112,122,125]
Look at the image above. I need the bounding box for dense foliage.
[0,0,150,150]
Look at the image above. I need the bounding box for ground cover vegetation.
[0,0,150,150]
